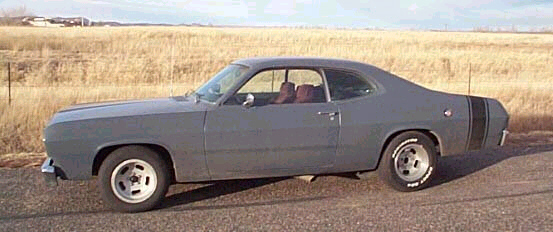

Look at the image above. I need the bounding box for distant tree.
[0,5,33,26]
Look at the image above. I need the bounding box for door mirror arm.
[242,93,255,108]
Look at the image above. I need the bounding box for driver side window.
[225,69,327,106]
[238,70,285,94]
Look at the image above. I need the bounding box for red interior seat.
[271,82,296,104]
[294,84,316,103]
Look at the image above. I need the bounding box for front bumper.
[41,158,58,187]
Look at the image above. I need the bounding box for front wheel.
[98,146,170,212]
[378,131,437,191]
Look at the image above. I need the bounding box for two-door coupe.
[41,57,509,212]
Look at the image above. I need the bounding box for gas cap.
[444,109,453,117]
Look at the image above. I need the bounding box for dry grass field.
[0,26,552,154]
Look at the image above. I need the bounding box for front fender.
[93,139,175,160]
[92,139,177,173]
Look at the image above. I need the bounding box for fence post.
[7,62,11,105]
[468,63,472,95]
[170,41,175,97]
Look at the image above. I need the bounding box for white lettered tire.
[98,146,170,212]
[377,131,437,191]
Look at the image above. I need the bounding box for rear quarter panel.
[329,63,473,172]
[333,88,470,172]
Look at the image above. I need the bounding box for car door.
[204,68,340,179]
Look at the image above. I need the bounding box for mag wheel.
[378,131,437,192]
[111,159,158,204]
[99,146,170,212]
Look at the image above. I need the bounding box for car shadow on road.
[158,177,290,210]
[429,143,553,188]
[156,143,553,210]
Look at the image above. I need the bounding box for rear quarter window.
[324,69,376,101]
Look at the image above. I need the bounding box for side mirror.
[242,93,254,108]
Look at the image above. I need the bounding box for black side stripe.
[467,96,488,150]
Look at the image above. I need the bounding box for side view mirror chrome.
[242,93,254,108]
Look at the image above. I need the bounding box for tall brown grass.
[1,26,552,154]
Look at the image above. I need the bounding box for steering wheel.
[226,95,243,105]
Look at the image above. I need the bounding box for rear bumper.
[41,158,58,187]
[499,130,509,146]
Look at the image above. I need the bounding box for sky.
[0,0,552,30]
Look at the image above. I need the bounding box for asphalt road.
[1,144,553,232]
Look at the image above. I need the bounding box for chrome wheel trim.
[393,144,430,182]
[110,159,158,204]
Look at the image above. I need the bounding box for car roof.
[232,56,373,70]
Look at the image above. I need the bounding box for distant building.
[51,17,91,27]
[22,16,91,27]
[23,17,62,27]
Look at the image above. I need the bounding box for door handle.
[317,111,339,116]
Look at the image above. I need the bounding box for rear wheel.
[98,146,170,212]
[378,131,437,191]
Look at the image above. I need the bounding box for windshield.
[194,64,249,103]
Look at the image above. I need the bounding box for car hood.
[59,99,154,113]
[47,96,211,126]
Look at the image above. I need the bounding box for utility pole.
[444,24,448,31]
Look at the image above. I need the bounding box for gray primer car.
[42,57,509,212]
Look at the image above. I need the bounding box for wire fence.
[1,59,552,104]
[1,58,552,135]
